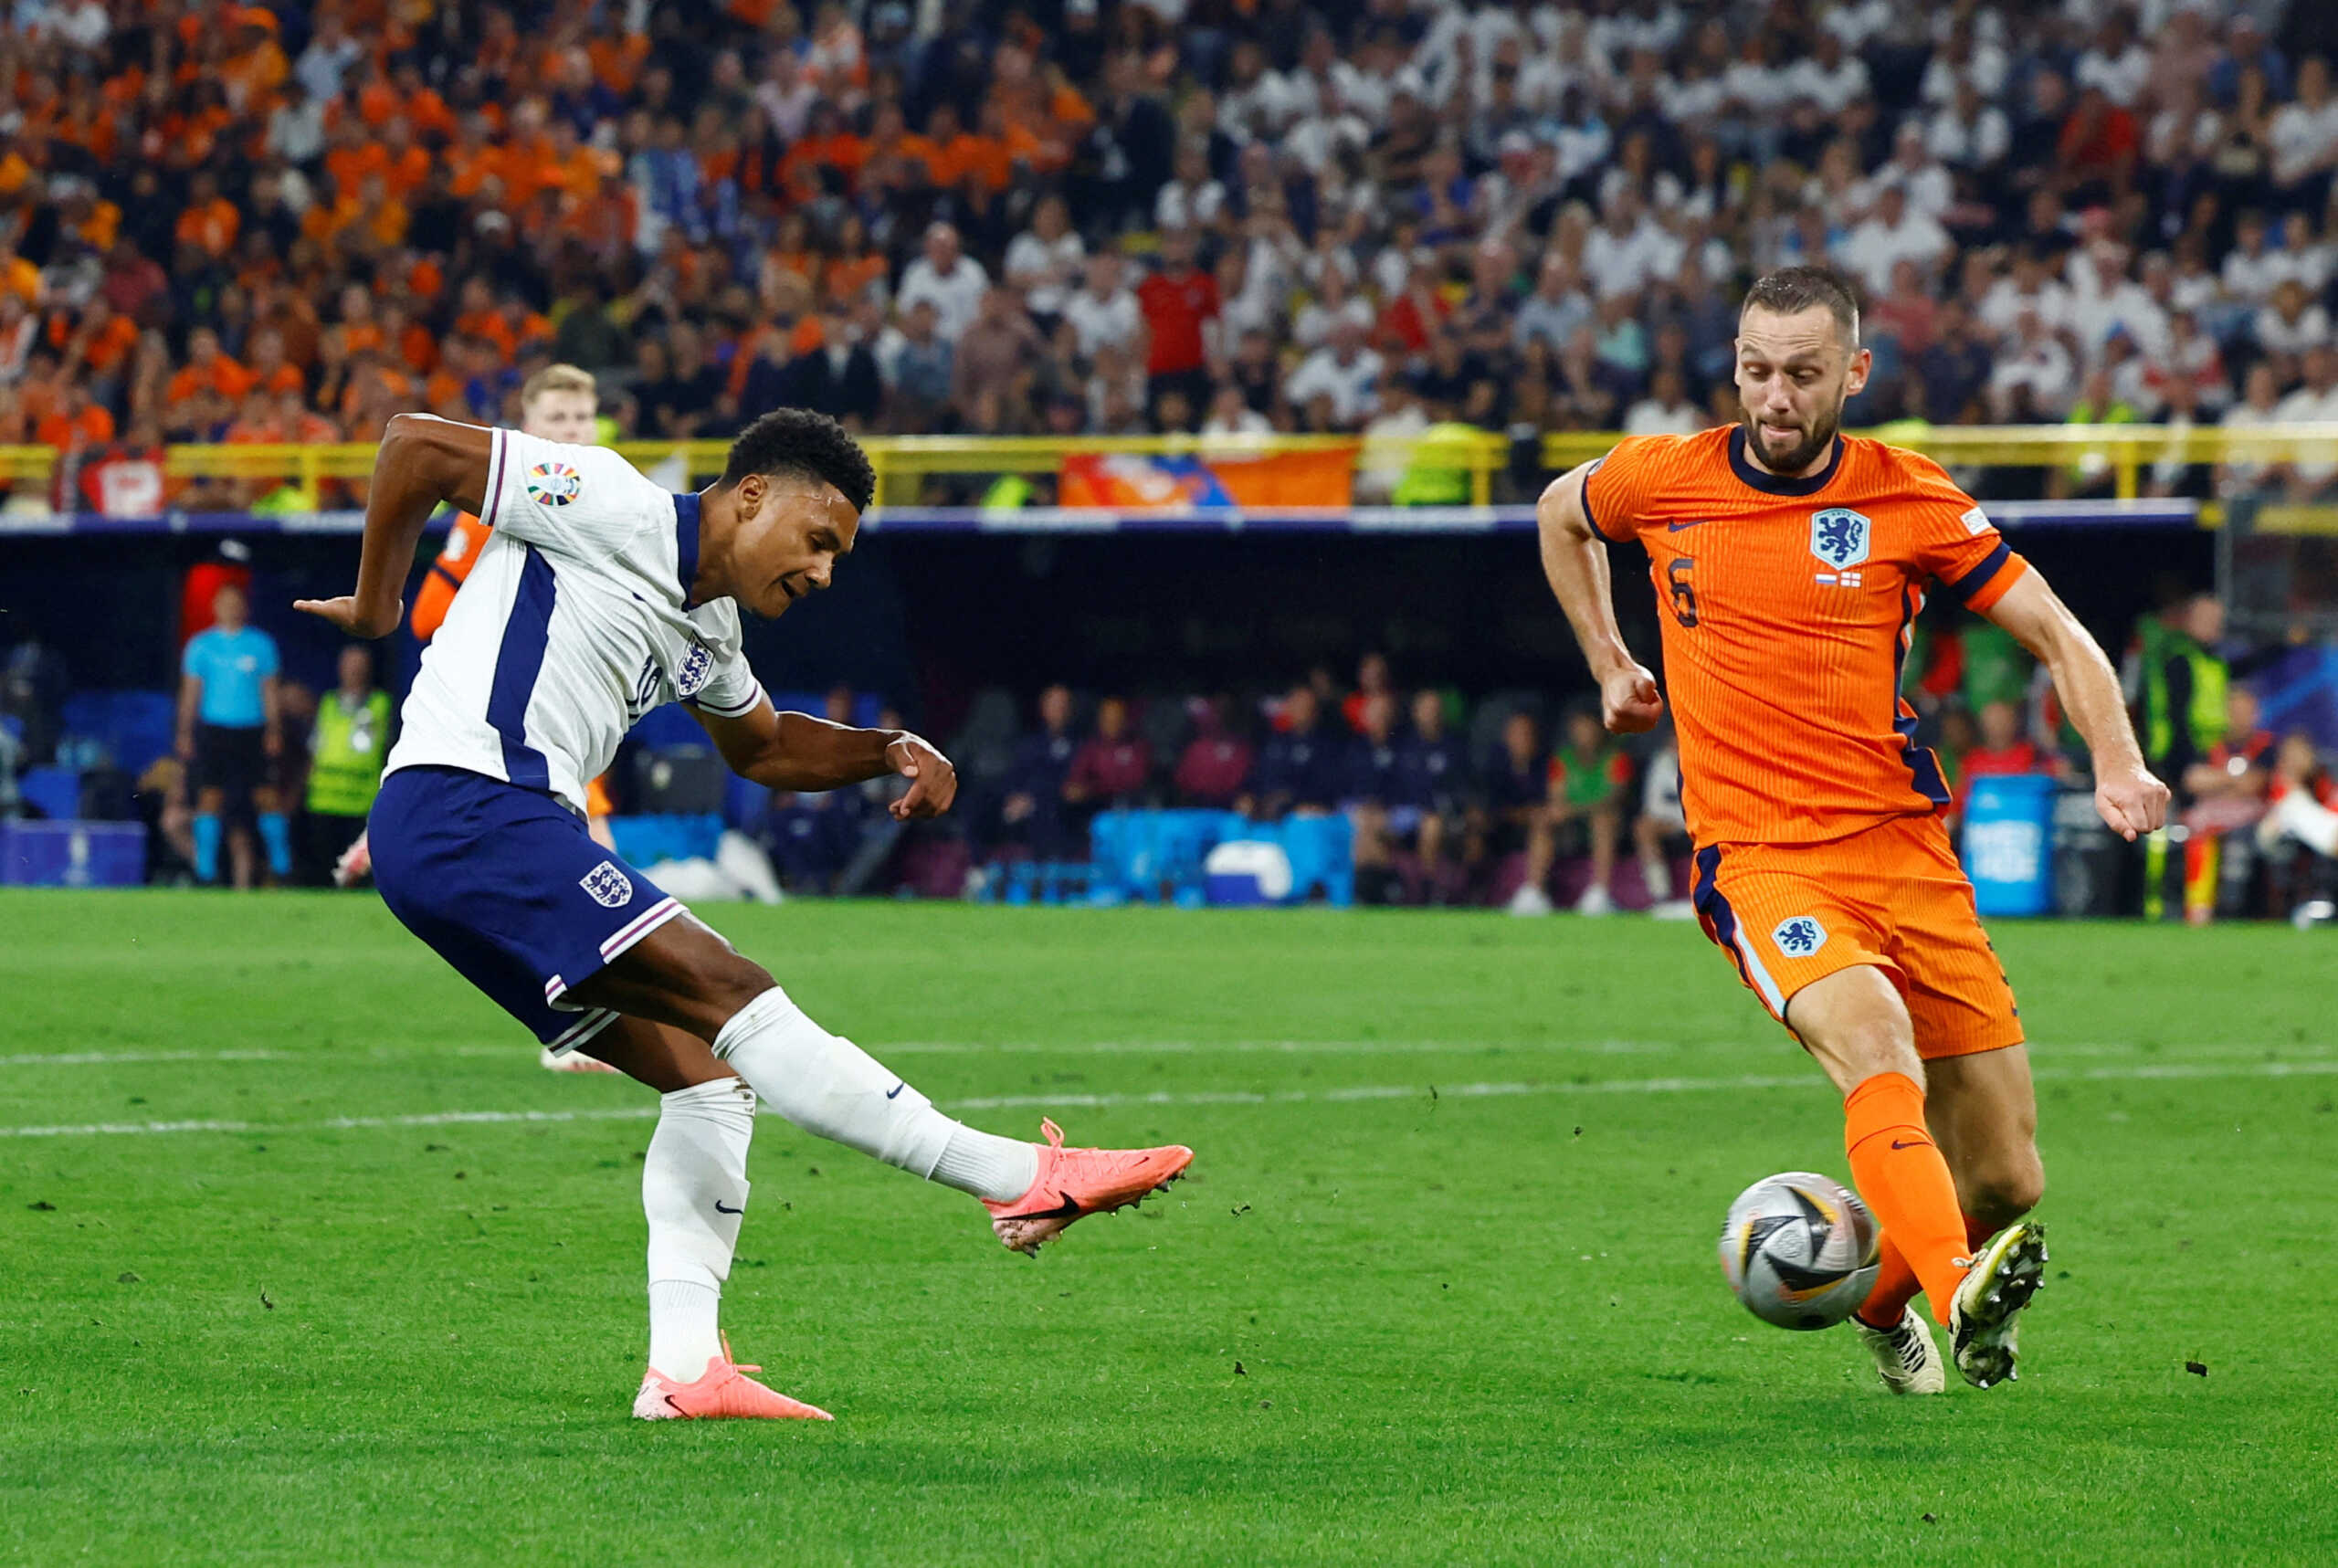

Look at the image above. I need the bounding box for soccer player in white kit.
[298,409,1193,1420]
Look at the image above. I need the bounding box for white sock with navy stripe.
[643,1078,756,1384]
[711,986,1037,1202]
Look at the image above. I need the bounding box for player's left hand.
[886,733,957,820]
[295,594,403,639]
[2095,765,2171,842]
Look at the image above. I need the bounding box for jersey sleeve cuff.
[1580,458,1630,542]
[479,428,510,531]
[1943,542,2026,612]
[689,680,765,719]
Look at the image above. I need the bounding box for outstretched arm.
[692,698,959,821]
[1536,462,1663,733]
[1982,569,2170,841]
[296,415,494,637]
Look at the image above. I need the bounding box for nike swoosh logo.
[885,1082,906,1100]
[1001,1190,1083,1222]
[1890,1139,1932,1151]
[1666,519,1707,532]
[714,1200,743,1215]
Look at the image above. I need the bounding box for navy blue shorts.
[369,765,686,1051]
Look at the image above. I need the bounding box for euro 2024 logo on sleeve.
[1773,915,1827,957]
[527,461,582,507]
[1809,508,1870,570]
[580,860,634,909]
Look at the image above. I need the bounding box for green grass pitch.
[1,890,2333,1565]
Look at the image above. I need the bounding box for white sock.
[711,986,1038,1202]
[2282,791,2338,857]
[1639,856,1670,899]
[644,1078,755,1383]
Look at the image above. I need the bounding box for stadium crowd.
[3,0,2338,507]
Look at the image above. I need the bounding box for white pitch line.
[0,1048,291,1068]
[0,1058,2330,1140]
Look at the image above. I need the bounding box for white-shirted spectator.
[2274,347,2338,492]
[1202,383,1271,437]
[1291,268,1374,352]
[1355,384,1429,502]
[1989,312,2077,417]
[1864,124,1956,223]
[1284,317,1385,426]
[1623,369,1705,437]
[2269,211,2335,294]
[2146,81,2222,168]
[1552,97,1615,186]
[1929,78,2013,170]
[1002,196,1086,321]
[1153,142,1227,234]
[1981,252,2077,340]
[2221,212,2285,306]
[1582,188,1677,300]
[2073,15,2153,107]
[897,223,990,343]
[1220,39,1303,140]
[1790,32,1871,117]
[2217,363,2287,497]
[1059,252,1144,360]
[2256,279,2333,358]
[2269,57,2338,192]
[1837,184,1953,297]
[1920,23,2010,107]
[1824,0,1893,50]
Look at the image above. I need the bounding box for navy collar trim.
[674,490,702,607]
[1727,426,1845,497]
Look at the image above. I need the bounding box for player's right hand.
[294,595,403,639]
[1600,664,1664,734]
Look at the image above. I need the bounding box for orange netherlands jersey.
[1585,426,2030,849]
[410,510,490,643]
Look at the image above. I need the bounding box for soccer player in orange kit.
[1535,267,2169,1394]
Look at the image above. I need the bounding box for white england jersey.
[383,428,764,815]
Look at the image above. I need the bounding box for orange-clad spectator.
[391,61,457,142]
[476,6,522,86]
[452,275,501,343]
[337,350,414,420]
[323,116,390,196]
[51,83,119,164]
[52,177,121,253]
[37,385,116,452]
[381,302,437,376]
[447,114,507,200]
[225,389,287,445]
[375,119,433,198]
[354,174,411,249]
[783,102,869,198]
[244,327,308,397]
[60,300,141,381]
[220,7,290,112]
[251,279,321,371]
[921,103,982,189]
[822,214,889,308]
[166,328,258,406]
[275,387,341,445]
[176,172,242,258]
[587,25,649,96]
[0,243,38,305]
[300,180,365,246]
[353,65,405,127]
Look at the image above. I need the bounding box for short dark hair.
[1740,265,1861,346]
[720,407,876,512]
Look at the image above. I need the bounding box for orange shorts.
[1688,813,2024,1059]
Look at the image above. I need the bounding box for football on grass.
[1719,1173,1881,1331]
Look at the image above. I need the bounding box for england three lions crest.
[581,860,634,909]
[1809,508,1871,570]
[675,641,712,700]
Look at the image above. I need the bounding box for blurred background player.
[1632,725,1695,920]
[1537,266,2168,1396]
[175,581,288,889]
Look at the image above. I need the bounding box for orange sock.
[1843,1072,1971,1327]
[1856,1236,1921,1329]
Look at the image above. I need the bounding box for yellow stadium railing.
[6,425,2338,511]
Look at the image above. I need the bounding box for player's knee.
[1967,1154,2044,1226]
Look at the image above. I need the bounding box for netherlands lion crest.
[1809,508,1870,570]
[580,860,634,909]
[1772,915,1827,956]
